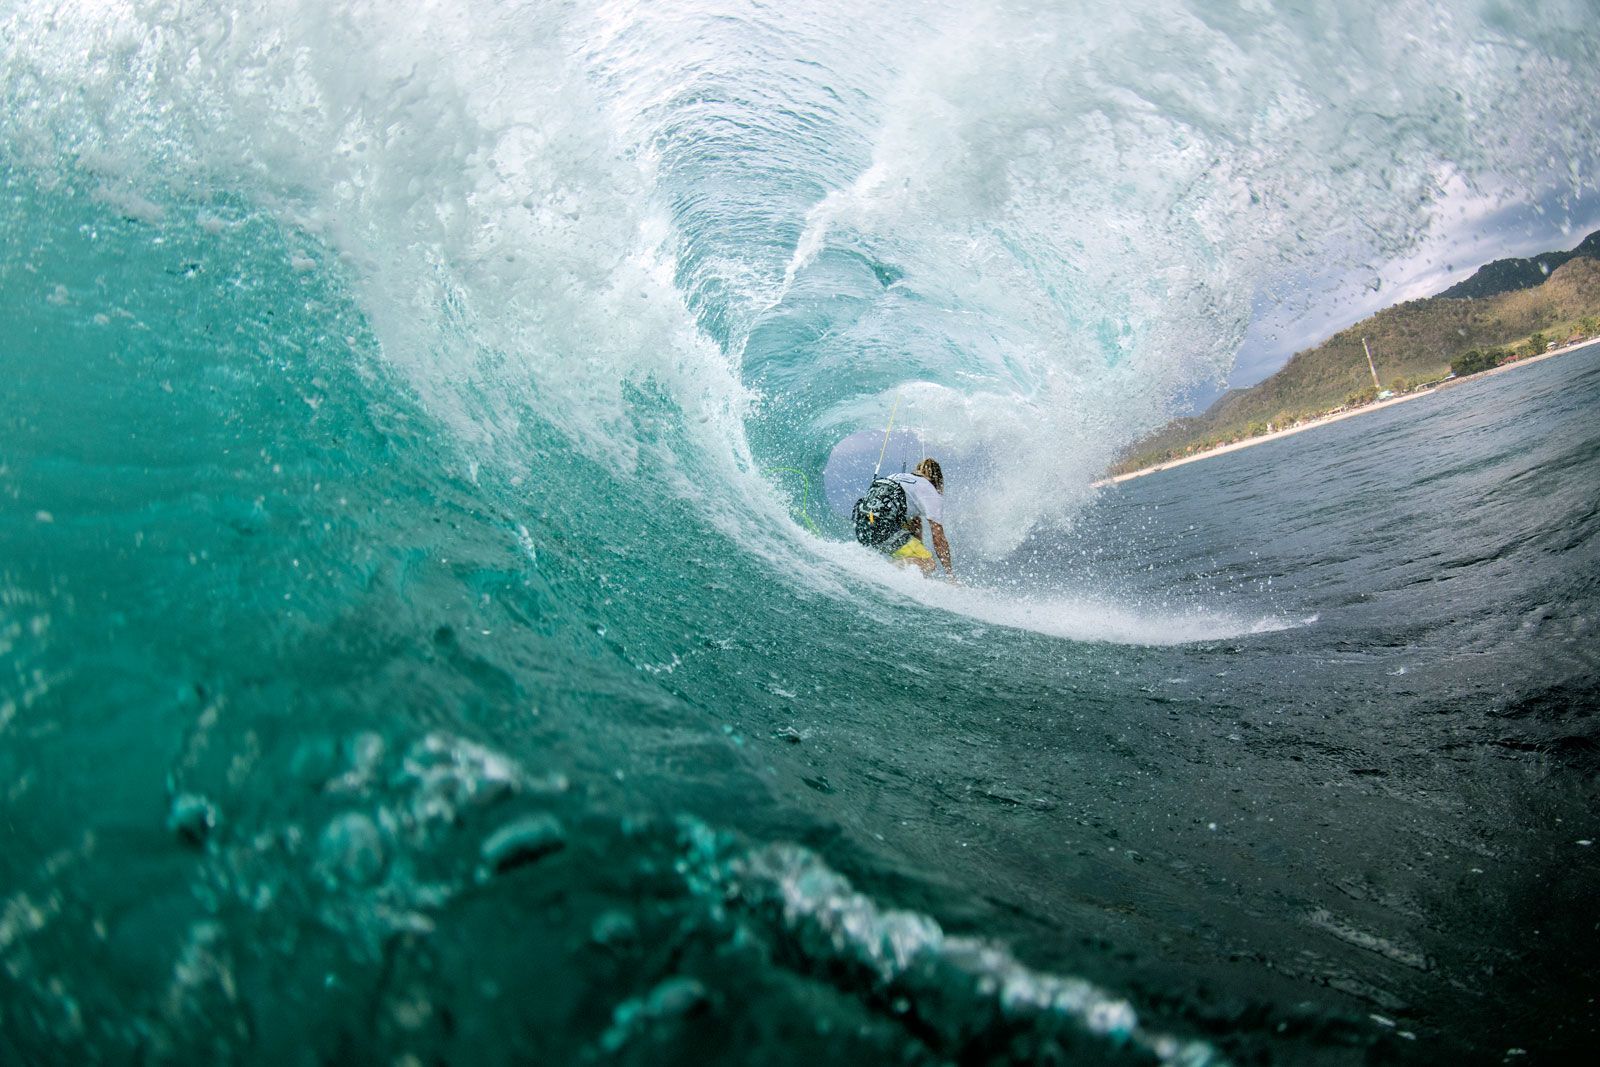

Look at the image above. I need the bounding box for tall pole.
[1362,338,1383,391]
[871,395,901,482]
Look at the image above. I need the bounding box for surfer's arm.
[929,521,953,577]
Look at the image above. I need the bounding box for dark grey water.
[966,343,1600,1060]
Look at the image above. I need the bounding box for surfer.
[885,459,954,579]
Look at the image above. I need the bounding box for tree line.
[1451,317,1598,377]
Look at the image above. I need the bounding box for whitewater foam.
[5,0,1599,567]
[796,533,1296,646]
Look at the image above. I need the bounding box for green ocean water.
[5,1,1600,1063]
[1,173,1222,1062]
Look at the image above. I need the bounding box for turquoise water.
[4,2,1600,1063]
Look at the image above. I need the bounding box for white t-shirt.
[887,472,943,540]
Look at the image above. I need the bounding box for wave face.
[7,0,1598,553]
[4,2,1600,1063]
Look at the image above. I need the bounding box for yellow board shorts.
[890,537,933,562]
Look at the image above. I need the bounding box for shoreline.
[1095,334,1600,487]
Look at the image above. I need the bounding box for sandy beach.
[1096,334,1600,487]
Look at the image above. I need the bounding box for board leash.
[763,466,822,535]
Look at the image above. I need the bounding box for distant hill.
[1437,228,1600,299]
[1114,249,1600,475]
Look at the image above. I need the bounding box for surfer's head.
[915,457,943,493]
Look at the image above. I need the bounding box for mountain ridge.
[1435,228,1600,300]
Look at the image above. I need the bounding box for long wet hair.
[915,457,943,493]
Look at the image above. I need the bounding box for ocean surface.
[4,2,1600,1064]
